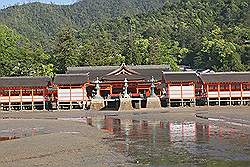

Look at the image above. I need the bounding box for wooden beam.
[193,82,196,106]
[20,89,23,111]
[218,83,220,106]
[8,89,11,111]
[32,89,34,111]
[229,83,232,106]
[207,84,209,106]
[240,82,243,105]
[57,87,59,111]
[43,89,46,111]
[168,82,170,107]
[181,82,183,107]
[70,85,72,110]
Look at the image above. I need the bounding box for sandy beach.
[0,118,134,167]
[0,106,249,167]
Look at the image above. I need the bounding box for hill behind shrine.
[0,0,249,76]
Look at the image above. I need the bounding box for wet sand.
[0,106,249,167]
[0,119,134,167]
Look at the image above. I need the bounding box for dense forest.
[0,0,249,76]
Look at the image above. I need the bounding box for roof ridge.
[67,64,170,71]
[202,72,250,75]
[0,76,50,79]
[55,73,89,76]
[162,71,197,74]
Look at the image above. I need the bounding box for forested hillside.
[0,0,249,76]
[0,24,53,76]
[0,0,165,44]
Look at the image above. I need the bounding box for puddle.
[0,127,47,142]
[89,116,250,166]
[196,114,250,128]
[1,115,249,166]
[0,136,20,141]
[58,117,93,126]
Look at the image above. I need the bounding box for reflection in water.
[93,116,250,166]
[0,127,46,142]
[0,136,20,141]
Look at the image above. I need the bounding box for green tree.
[80,29,125,66]
[0,24,53,76]
[53,27,80,73]
[195,26,245,71]
[133,37,149,65]
[160,41,188,71]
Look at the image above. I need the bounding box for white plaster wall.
[58,88,83,102]
[208,92,219,98]
[0,96,9,103]
[182,86,195,99]
[169,86,181,99]
[242,91,250,97]
[230,91,241,97]
[168,85,195,99]
[219,91,231,98]
[0,96,44,103]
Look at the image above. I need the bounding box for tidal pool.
[0,127,47,141]
[90,116,250,167]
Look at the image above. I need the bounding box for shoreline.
[0,106,249,167]
[0,118,134,167]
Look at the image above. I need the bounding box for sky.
[0,0,77,9]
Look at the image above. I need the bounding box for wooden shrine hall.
[67,63,170,98]
[200,72,250,106]
[0,76,50,111]
[66,63,170,110]
[53,74,89,110]
[1,64,250,112]
[161,72,202,107]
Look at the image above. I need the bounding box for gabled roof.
[67,64,170,81]
[162,71,200,82]
[101,63,145,81]
[106,63,140,76]
[200,72,250,83]
[0,76,50,88]
[102,74,145,81]
[54,74,88,85]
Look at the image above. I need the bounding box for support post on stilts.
[32,89,34,111]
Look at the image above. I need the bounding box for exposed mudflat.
[0,119,134,167]
[0,106,249,167]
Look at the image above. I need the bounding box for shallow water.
[0,127,47,141]
[90,116,250,167]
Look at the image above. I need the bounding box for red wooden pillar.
[168,82,170,107]
[240,82,243,105]
[110,85,113,95]
[207,84,209,106]
[193,81,196,106]
[181,82,183,107]
[229,83,232,106]
[57,86,59,111]
[218,83,220,106]
[43,88,46,111]
[70,85,72,110]
[20,89,23,111]
[31,89,34,111]
[8,89,11,111]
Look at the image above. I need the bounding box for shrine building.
[0,76,50,111]
[200,72,250,106]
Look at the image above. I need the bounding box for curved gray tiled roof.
[200,72,250,83]
[67,64,170,81]
[54,74,89,85]
[102,74,145,81]
[0,76,50,88]
[162,72,200,82]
